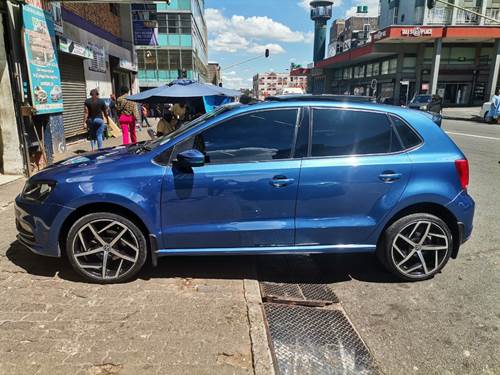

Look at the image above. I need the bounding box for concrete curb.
[243,271,275,375]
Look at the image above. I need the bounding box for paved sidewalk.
[0,117,274,375]
[442,106,482,122]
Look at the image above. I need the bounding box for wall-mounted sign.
[133,21,159,46]
[59,37,94,59]
[88,43,106,73]
[119,59,138,72]
[401,28,433,37]
[22,4,63,114]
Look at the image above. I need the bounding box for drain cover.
[261,282,339,305]
[263,303,378,375]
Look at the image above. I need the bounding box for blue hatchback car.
[15,98,474,283]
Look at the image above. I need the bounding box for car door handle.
[379,172,402,182]
[270,175,295,187]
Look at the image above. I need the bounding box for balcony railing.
[426,7,452,24]
[485,8,500,25]
[456,7,480,25]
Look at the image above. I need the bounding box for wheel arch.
[58,202,152,256]
[377,202,460,259]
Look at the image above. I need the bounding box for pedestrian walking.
[109,94,118,123]
[490,88,500,124]
[116,86,140,145]
[141,104,151,128]
[83,88,109,150]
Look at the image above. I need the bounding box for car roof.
[265,94,377,103]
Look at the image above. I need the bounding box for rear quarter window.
[390,115,422,150]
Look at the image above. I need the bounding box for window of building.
[372,62,380,76]
[445,47,476,65]
[157,13,192,34]
[381,60,390,75]
[109,4,119,16]
[343,67,352,79]
[393,6,399,24]
[179,109,298,164]
[402,56,417,73]
[311,109,401,157]
[334,69,342,80]
[389,58,398,74]
[366,63,373,77]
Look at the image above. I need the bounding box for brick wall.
[62,3,121,38]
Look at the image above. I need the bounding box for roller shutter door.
[60,54,87,138]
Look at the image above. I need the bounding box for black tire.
[66,212,148,283]
[377,213,453,281]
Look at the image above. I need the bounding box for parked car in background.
[408,95,433,111]
[15,97,474,283]
[480,101,492,122]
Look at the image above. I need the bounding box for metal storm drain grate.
[261,282,339,305]
[263,303,378,375]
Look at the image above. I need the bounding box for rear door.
[296,108,413,246]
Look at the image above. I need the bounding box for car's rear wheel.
[377,213,452,281]
[66,212,147,283]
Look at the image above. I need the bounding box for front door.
[161,108,301,249]
[296,108,413,246]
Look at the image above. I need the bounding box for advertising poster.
[23,4,63,114]
[133,21,159,46]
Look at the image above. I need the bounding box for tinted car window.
[311,109,401,157]
[186,109,297,164]
[390,115,422,149]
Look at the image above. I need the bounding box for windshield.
[413,95,432,103]
[142,104,242,152]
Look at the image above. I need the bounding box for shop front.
[315,25,500,106]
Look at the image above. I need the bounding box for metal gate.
[59,54,87,138]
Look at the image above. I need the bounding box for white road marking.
[445,131,500,141]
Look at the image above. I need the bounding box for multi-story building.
[207,62,221,85]
[379,0,499,28]
[311,0,500,107]
[253,72,290,100]
[133,0,208,90]
[328,16,378,57]
[289,67,311,92]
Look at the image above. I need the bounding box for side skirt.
[155,244,376,257]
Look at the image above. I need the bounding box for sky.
[205,0,379,89]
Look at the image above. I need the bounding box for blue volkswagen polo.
[15,97,474,283]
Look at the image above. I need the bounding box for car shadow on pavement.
[6,240,400,285]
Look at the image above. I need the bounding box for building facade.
[328,16,379,57]
[253,72,290,100]
[379,0,499,28]
[311,0,500,106]
[133,0,208,90]
[207,62,221,85]
[289,68,311,93]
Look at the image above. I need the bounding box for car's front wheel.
[66,212,148,283]
[377,213,453,281]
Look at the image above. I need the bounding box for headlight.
[22,181,56,202]
[420,105,428,110]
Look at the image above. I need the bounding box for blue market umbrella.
[127,79,240,103]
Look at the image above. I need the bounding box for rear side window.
[390,115,422,149]
[311,109,402,157]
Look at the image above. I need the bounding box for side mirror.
[176,149,205,168]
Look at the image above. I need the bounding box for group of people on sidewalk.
[83,87,151,150]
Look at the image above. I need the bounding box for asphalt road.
[317,119,500,374]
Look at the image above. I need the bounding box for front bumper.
[15,196,75,257]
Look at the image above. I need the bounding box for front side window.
[311,109,402,157]
[176,109,298,164]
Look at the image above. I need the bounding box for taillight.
[455,159,469,190]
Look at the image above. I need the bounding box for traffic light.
[265,49,270,58]
[427,0,436,9]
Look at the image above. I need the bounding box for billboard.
[23,4,63,115]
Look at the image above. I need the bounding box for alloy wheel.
[391,220,449,278]
[72,219,140,280]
